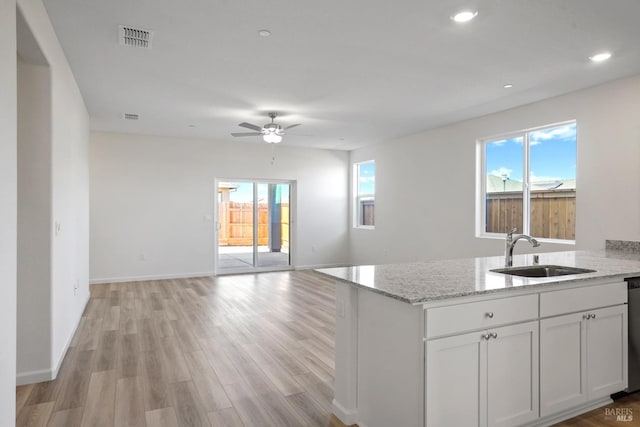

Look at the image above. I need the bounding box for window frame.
[354,160,375,229]
[477,120,576,243]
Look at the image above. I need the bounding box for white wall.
[0,0,17,423]
[90,132,350,282]
[350,75,640,265]
[16,0,90,384]
[17,56,52,380]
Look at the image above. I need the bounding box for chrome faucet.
[505,228,540,267]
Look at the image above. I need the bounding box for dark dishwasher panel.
[626,278,640,392]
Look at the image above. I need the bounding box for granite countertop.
[315,249,640,305]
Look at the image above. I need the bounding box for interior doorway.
[215,179,294,274]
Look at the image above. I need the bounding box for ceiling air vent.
[119,25,153,49]
[123,113,139,120]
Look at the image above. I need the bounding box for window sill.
[477,234,575,245]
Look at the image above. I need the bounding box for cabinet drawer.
[540,281,627,318]
[426,294,538,339]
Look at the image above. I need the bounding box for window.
[479,122,577,241]
[355,160,375,228]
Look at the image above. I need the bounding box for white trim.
[332,398,359,425]
[354,224,375,230]
[478,119,577,145]
[214,178,296,275]
[17,292,90,385]
[295,263,350,270]
[353,160,376,228]
[523,130,531,234]
[90,271,214,284]
[90,265,348,283]
[215,265,294,276]
[478,233,576,245]
[477,120,577,241]
[16,368,54,386]
[52,292,90,376]
[523,396,611,427]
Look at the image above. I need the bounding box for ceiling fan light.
[263,133,282,143]
[452,10,478,23]
[589,51,612,62]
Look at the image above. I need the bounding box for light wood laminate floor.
[16,270,640,426]
[16,271,349,427]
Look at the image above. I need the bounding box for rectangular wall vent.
[123,113,140,120]
[119,25,153,49]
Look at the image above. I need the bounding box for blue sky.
[486,123,577,183]
[358,161,376,194]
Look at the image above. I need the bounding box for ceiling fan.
[231,112,301,143]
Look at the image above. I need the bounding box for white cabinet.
[426,321,539,427]
[540,284,628,418]
[426,294,538,339]
[487,321,539,427]
[426,330,485,427]
[587,305,628,397]
[539,311,587,416]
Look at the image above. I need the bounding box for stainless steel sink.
[490,265,596,278]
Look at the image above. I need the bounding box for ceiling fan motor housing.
[264,123,283,134]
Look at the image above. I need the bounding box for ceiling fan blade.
[238,122,263,132]
[283,123,302,130]
[231,132,262,137]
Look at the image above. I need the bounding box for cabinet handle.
[583,313,590,320]
[486,312,494,318]
[490,332,498,339]
[482,333,491,340]
[590,313,596,319]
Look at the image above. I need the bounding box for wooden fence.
[218,202,289,248]
[486,189,575,240]
[361,200,374,226]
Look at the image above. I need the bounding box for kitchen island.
[317,249,640,427]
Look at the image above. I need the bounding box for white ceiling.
[41,0,640,150]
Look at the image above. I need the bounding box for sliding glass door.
[215,179,293,274]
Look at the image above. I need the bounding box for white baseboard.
[52,292,90,377]
[91,266,348,284]
[524,397,612,427]
[296,263,351,270]
[16,292,90,386]
[332,398,359,426]
[90,271,215,284]
[16,368,54,386]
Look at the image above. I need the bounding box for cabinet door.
[540,312,587,417]
[426,332,487,427]
[587,305,628,398]
[487,321,539,427]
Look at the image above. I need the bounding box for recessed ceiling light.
[258,29,271,37]
[451,10,478,23]
[503,84,513,89]
[589,52,612,62]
